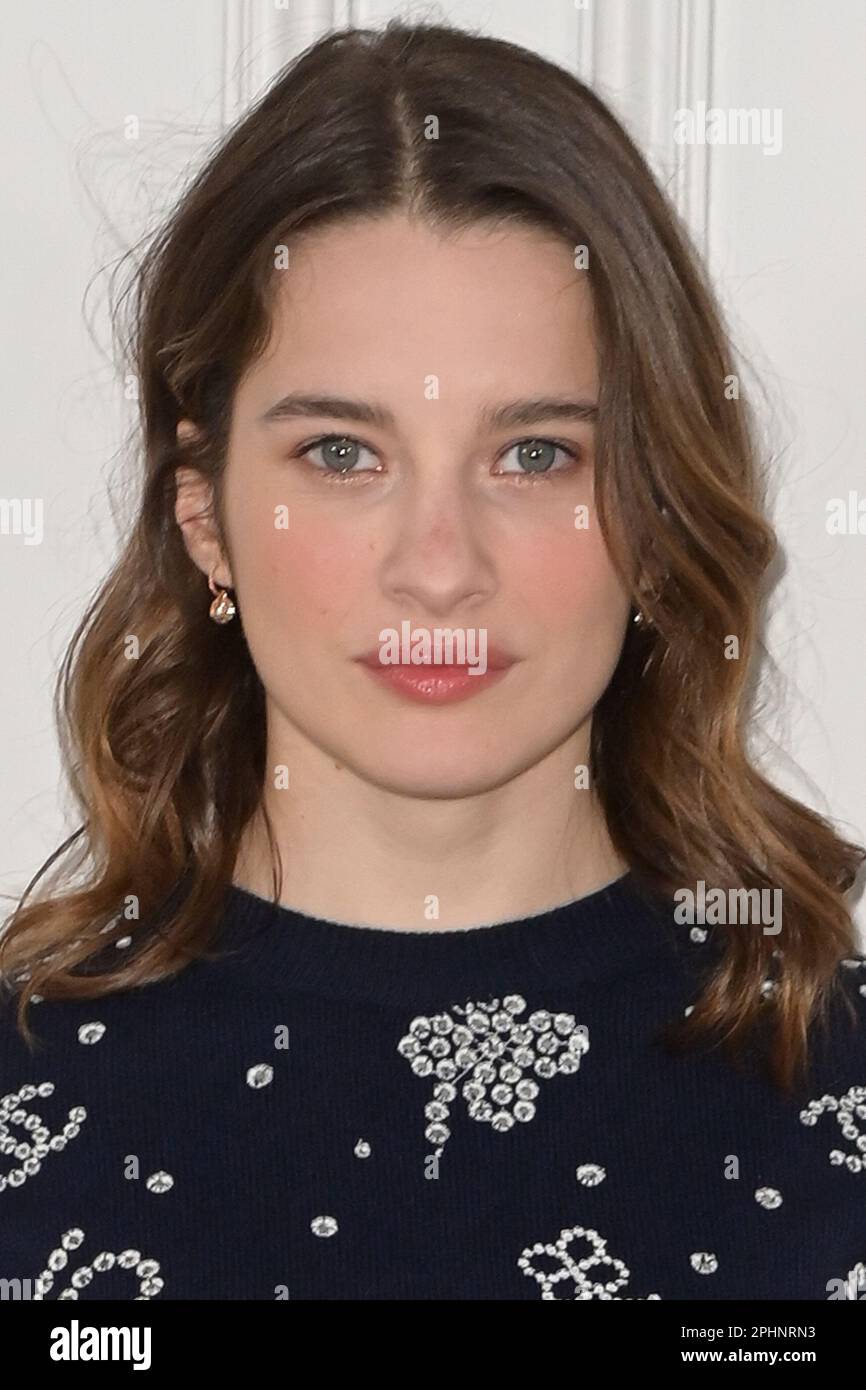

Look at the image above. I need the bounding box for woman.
[1,20,864,1302]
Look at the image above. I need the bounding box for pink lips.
[355,647,516,705]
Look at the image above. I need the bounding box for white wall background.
[1,0,863,934]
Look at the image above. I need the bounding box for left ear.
[173,419,234,588]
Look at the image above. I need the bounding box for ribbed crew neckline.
[210,870,683,1007]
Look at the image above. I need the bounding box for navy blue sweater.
[2,871,865,1301]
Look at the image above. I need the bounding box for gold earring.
[208,569,236,624]
[632,584,657,628]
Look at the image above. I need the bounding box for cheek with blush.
[510,526,627,636]
[251,516,373,642]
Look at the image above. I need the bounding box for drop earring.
[208,569,237,624]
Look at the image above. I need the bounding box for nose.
[378,473,496,618]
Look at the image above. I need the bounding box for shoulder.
[0,984,43,1063]
[0,979,126,1092]
[801,952,866,1120]
[818,951,866,1046]
[0,984,78,1079]
[0,987,75,1196]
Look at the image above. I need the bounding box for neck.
[232,719,628,931]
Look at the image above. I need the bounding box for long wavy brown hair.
[2,20,863,1092]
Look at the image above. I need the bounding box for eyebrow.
[257,392,598,430]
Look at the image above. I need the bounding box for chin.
[353,748,521,800]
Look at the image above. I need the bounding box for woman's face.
[185,211,631,796]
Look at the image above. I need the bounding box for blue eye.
[495,438,580,478]
[291,433,581,484]
[295,435,382,478]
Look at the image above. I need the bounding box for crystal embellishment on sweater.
[798,1085,866,1173]
[518,1223,661,1300]
[754,1186,783,1209]
[397,994,588,1160]
[0,1081,86,1193]
[146,1170,174,1194]
[840,1262,866,1299]
[576,1163,606,1186]
[32,1227,164,1299]
[77,1022,106,1046]
[311,1215,338,1237]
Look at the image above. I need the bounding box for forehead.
[240,212,598,409]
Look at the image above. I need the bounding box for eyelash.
[291,433,583,485]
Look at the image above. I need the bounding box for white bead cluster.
[398,994,588,1159]
[311,1215,338,1237]
[0,1081,86,1193]
[246,1063,273,1089]
[576,1162,606,1186]
[799,1086,866,1172]
[518,1223,660,1300]
[754,1185,783,1209]
[33,1226,164,1299]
